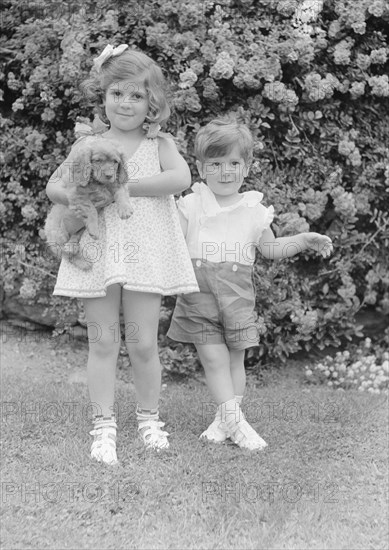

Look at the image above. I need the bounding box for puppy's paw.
[87,226,100,239]
[71,256,93,271]
[63,241,79,259]
[117,202,134,219]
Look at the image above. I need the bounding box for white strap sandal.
[90,418,118,465]
[138,419,170,450]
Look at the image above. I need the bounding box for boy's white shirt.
[177,182,274,265]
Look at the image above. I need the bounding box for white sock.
[218,398,243,431]
[136,405,159,425]
[213,395,243,423]
[93,413,117,427]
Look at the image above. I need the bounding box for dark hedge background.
[1,0,388,364]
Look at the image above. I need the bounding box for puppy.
[44,139,133,270]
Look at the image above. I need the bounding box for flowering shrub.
[1,0,388,363]
[160,343,201,378]
[305,337,389,394]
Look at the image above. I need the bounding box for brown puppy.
[44,140,133,270]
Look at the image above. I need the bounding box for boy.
[168,119,333,450]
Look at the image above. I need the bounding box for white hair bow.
[93,44,128,72]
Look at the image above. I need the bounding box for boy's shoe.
[138,419,169,450]
[200,418,228,443]
[228,418,267,451]
[90,417,118,465]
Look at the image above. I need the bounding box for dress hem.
[53,280,199,298]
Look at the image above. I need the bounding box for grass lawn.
[1,326,388,550]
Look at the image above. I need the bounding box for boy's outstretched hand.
[303,232,333,258]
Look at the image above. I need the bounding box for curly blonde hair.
[81,49,171,126]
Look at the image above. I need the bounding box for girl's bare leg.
[122,291,168,449]
[83,284,121,417]
[121,290,162,409]
[83,284,121,464]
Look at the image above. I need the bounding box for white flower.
[294,0,324,24]
[179,69,198,89]
[306,369,313,376]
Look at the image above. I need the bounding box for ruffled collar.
[191,181,263,219]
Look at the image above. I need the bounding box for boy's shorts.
[167,259,260,350]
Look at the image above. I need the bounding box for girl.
[46,45,199,464]
[168,119,333,451]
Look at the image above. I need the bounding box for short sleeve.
[263,205,274,230]
[255,204,274,241]
[177,192,199,220]
[176,194,197,238]
[176,195,189,220]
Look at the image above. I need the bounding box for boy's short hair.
[194,119,254,165]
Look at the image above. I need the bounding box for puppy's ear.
[117,152,129,186]
[73,146,92,186]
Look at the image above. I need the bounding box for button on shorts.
[167,259,260,350]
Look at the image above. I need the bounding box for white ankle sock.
[214,395,243,422]
[93,413,116,426]
[136,405,159,424]
[218,398,243,431]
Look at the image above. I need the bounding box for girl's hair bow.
[93,44,128,72]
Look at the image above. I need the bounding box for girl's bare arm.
[127,135,191,197]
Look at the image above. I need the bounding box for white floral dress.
[53,137,199,298]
